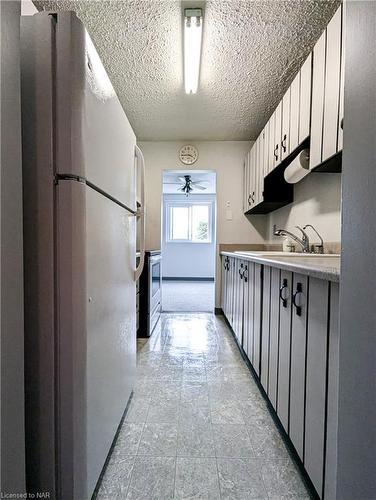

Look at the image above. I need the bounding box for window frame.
[166,201,213,244]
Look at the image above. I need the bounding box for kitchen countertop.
[220,251,340,283]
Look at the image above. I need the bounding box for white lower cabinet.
[304,278,330,498]
[253,264,262,376]
[221,255,229,315]
[243,261,254,361]
[233,259,245,345]
[226,257,236,329]
[277,270,293,431]
[260,266,271,391]
[268,267,281,408]
[324,283,340,500]
[289,273,309,461]
[221,258,340,500]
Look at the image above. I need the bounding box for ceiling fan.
[164,175,208,196]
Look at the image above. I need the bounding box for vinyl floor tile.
[217,458,268,499]
[98,313,310,499]
[174,457,221,499]
[138,423,178,457]
[177,422,215,458]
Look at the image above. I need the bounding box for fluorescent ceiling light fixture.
[184,8,203,94]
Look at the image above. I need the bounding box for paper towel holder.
[284,149,310,184]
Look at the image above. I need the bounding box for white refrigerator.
[21,11,145,499]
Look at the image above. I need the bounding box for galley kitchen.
[1,1,375,499]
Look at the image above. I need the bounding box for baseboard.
[162,277,215,282]
[215,307,224,315]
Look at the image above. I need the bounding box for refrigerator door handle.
[134,144,146,281]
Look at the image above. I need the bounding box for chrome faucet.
[303,224,324,254]
[274,226,310,253]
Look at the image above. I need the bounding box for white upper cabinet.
[310,30,326,169]
[289,72,300,152]
[322,7,342,162]
[337,3,345,152]
[262,124,269,177]
[256,136,263,204]
[243,5,343,213]
[243,156,248,213]
[273,101,283,169]
[268,111,276,175]
[281,88,291,162]
[310,5,343,169]
[299,52,312,144]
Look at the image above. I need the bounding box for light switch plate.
[226,209,233,220]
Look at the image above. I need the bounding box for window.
[167,203,212,243]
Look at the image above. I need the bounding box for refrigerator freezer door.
[55,12,136,211]
[86,185,136,496]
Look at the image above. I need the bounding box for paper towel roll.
[284,149,310,184]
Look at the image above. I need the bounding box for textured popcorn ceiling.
[35,0,340,140]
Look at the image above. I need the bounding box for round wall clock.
[179,145,198,165]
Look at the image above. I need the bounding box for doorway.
[161,170,216,313]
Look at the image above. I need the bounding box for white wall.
[267,173,342,246]
[162,193,216,279]
[0,0,25,493]
[139,141,267,306]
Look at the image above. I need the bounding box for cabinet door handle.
[243,265,248,282]
[279,278,288,308]
[274,144,279,161]
[340,117,344,130]
[292,282,303,316]
[239,263,244,279]
[281,134,287,153]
